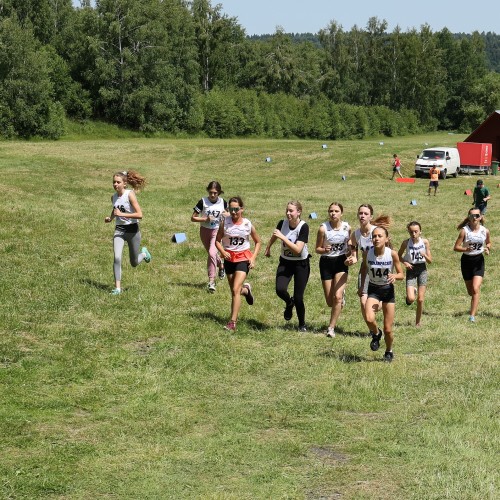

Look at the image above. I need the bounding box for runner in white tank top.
[398,221,432,327]
[453,208,491,323]
[345,204,391,333]
[265,201,310,332]
[215,196,262,332]
[315,202,351,337]
[191,181,228,292]
[362,226,403,363]
[104,170,151,295]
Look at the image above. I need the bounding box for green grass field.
[1,133,498,499]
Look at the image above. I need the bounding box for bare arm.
[344,232,358,266]
[191,211,210,223]
[484,229,491,255]
[105,195,115,223]
[422,239,432,264]
[249,225,262,269]
[388,250,404,283]
[273,228,305,256]
[398,239,412,270]
[264,234,278,257]
[315,226,329,255]
[215,221,230,260]
[453,229,467,252]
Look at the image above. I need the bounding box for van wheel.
[415,171,421,178]
[452,169,458,178]
[440,169,447,180]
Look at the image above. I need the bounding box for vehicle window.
[422,150,444,159]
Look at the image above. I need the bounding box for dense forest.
[1,0,499,139]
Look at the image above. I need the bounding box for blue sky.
[71,1,498,36]
[217,0,499,35]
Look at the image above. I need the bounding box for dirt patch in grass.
[126,337,164,356]
[310,445,349,464]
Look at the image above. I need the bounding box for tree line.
[1,0,499,139]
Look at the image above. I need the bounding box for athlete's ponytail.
[372,214,392,230]
[115,170,146,192]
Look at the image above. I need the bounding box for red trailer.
[457,142,492,174]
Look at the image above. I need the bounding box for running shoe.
[141,247,152,263]
[207,282,216,293]
[284,298,295,321]
[370,328,383,351]
[243,283,254,305]
[218,267,226,279]
[383,351,394,363]
[224,320,236,332]
[110,288,121,295]
[326,327,335,338]
[298,324,307,333]
[469,315,475,323]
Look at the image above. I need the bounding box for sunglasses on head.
[469,213,481,219]
[228,207,241,213]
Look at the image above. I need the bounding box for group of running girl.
[105,174,492,362]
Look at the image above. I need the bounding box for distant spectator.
[391,154,403,180]
[428,163,440,196]
[473,179,491,214]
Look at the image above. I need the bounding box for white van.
[414,147,460,179]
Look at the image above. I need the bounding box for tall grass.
[1,133,498,499]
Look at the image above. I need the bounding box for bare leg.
[227,270,248,322]
[328,273,348,328]
[416,285,426,326]
[382,302,395,352]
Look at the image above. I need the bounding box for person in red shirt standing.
[391,154,403,180]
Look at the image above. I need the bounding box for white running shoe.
[326,327,335,338]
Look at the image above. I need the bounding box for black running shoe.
[284,298,295,321]
[243,283,254,305]
[370,328,383,351]
[383,351,394,362]
[298,324,307,333]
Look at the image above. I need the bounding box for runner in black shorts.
[315,202,351,338]
[363,227,404,362]
[215,196,262,332]
[454,208,491,323]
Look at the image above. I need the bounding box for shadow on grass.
[334,327,370,338]
[191,311,271,332]
[480,311,500,320]
[81,278,115,292]
[318,349,364,363]
[451,310,500,320]
[175,281,208,290]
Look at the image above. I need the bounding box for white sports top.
[322,221,350,257]
[222,217,252,251]
[112,190,136,225]
[354,226,374,253]
[280,220,309,260]
[367,247,393,285]
[404,237,426,265]
[463,225,487,256]
[194,196,226,229]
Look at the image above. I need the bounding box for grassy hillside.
[1,133,498,499]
